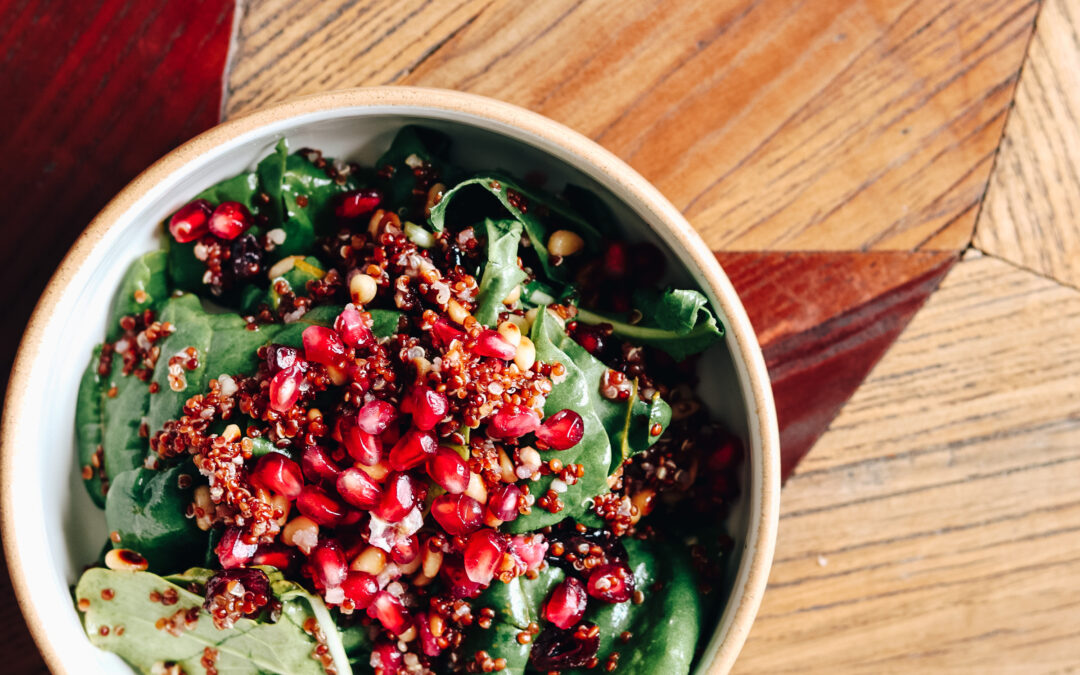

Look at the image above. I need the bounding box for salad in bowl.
[69,122,747,675]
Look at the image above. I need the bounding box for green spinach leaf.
[76,346,107,508]
[475,218,527,326]
[376,125,456,216]
[146,295,214,437]
[107,251,169,341]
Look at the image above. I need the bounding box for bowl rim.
[1,86,779,674]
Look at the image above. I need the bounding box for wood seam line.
[220,0,247,120]
[969,0,1047,249]
[972,244,1080,293]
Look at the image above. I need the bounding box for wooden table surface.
[3,0,1079,672]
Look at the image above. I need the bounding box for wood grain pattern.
[735,252,1080,672]
[976,0,1080,289]
[718,251,955,479]
[228,0,1039,252]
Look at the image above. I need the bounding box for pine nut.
[221,424,241,443]
[398,625,418,641]
[502,285,522,306]
[429,613,445,638]
[465,472,488,504]
[282,516,319,555]
[447,299,471,326]
[105,548,148,572]
[497,448,517,484]
[193,486,214,531]
[524,308,539,332]
[425,182,446,217]
[547,230,584,257]
[515,336,536,372]
[349,273,378,305]
[267,255,301,280]
[350,546,387,575]
[497,321,522,347]
[270,494,291,527]
[629,488,656,525]
[398,553,422,576]
[422,547,444,578]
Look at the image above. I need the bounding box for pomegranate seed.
[388,428,437,471]
[208,201,252,240]
[371,639,403,672]
[416,612,442,657]
[409,386,449,431]
[367,591,413,635]
[473,329,516,360]
[356,400,398,435]
[430,494,484,536]
[334,306,374,347]
[603,241,629,278]
[215,527,256,569]
[302,445,342,484]
[486,483,522,522]
[535,409,585,450]
[426,446,469,494]
[168,199,212,243]
[251,543,297,570]
[342,571,378,610]
[265,344,302,375]
[310,539,347,590]
[509,534,548,572]
[544,577,588,629]
[390,534,419,565]
[708,436,742,471]
[373,473,417,522]
[340,417,382,465]
[431,317,466,347]
[463,529,507,585]
[296,485,347,527]
[440,556,483,599]
[336,188,383,219]
[269,365,304,412]
[487,405,541,439]
[336,468,383,509]
[302,326,348,367]
[249,453,303,499]
[586,562,636,603]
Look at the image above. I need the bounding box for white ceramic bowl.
[1,87,779,674]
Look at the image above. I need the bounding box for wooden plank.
[718,251,956,479]
[229,0,1038,252]
[735,252,1080,672]
[976,0,1080,290]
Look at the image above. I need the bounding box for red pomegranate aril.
[440,556,483,599]
[168,199,212,243]
[249,453,303,499]
[215,527,257,569]
[371,639,403,673]
[486,483,522,522]
[603,241,629,278]
[416,612,443,657]
[509,534,549,572]
[296,485,347,527]
[310,539,347,590]
[336,467,383,509]
[430,494,484,536]
[544,577,588,629]
[463,529,507,585]
[334,306,374,347]
[586,562,636,603]
[473,329,516,360]
[426,446,469,494]
[388,428,437,471]
[487,405,541,439]
[390,534,419,565]
[431,317,466,347]
[269,364,304,413]
[373,473,417,522]
[340,417,382,465]
[302,326,348,367]
[356,400,398,435]
[302,445,342,484]
[342,571,378,610]
[535,409,585,450]
[336,188,383,219]
[251,543,297,570]
[367,591,413,635]
[208,201,252,240]
[409,386,449,431]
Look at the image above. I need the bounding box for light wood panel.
[735,252,1080,673]
[227,0,1039,252]
[976,0,1080,290]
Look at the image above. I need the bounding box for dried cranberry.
[529,622,600,670]
[229,233,263,282]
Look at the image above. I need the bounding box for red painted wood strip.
[718,251,957,479]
